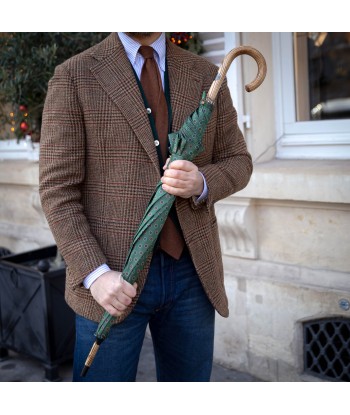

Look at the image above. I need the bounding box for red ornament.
[19,104,27,112]
[20,121,29,132]
[169,32,192,46]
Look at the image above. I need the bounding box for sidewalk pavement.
[0,335,261,382]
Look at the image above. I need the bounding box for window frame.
[273,32,350,160]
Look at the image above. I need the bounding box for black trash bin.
[0,245,75,381]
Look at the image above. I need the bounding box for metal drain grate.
[304,318,350,381]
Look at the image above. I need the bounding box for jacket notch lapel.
[90,34,160,175]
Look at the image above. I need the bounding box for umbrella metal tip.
[80,365,90,377]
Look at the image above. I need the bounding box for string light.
[169,33,195,50]
[8,105,31,137]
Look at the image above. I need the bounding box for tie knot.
[139,45,154,59]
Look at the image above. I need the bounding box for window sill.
[234,159,350,204]
[0,159,39,186]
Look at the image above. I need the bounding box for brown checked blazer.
[39,33,253,323]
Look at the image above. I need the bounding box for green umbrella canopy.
[92,97,212,335]
[81,46,267,377]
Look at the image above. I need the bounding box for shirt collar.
[118,32,166,72]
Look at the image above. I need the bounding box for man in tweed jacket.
[39,32,252,381]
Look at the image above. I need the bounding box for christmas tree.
[0,33,108,141]
[0,33,201,142]
[168,32,202,54]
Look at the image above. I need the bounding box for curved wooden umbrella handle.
[206,46,267,103]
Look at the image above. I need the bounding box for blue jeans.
[72,249,215,382]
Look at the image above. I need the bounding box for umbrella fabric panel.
[94,98,213,341]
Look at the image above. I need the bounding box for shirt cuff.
[194,172,208,204]
[83,263,111,289]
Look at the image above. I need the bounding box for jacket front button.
[154,140,160,146]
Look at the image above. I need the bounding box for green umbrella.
[81,46,267,377]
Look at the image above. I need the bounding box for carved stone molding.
[215,197,257,259]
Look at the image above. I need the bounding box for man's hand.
[161,160,204,198]
[90,271,137,317]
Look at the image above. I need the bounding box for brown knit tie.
[139,45,184,260]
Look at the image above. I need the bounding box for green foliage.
[0,32,108,140]
[0,32,202,141]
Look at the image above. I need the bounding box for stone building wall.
[213,32,350,381]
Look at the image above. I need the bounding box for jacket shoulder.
[53,33,114,76]
[166,40,219,82]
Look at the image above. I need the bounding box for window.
[273,32,350,159]
[295,33,350,122]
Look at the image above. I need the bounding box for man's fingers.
[117,291,133,307]
[113,298,128,311]
[161,183,188,198]
[105,304,124,317]
[162,176,185,189]
[163,168,187,181]
[122,279,137,298]
[163,160,195,172]
[166,160,194,172]
[105,287,136,317]
[90,270,138,317]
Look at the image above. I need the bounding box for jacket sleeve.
[39,64,107,287]
[194,78,253,209]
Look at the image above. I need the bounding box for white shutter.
[198,32,225,66]
[198,32,244,130]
